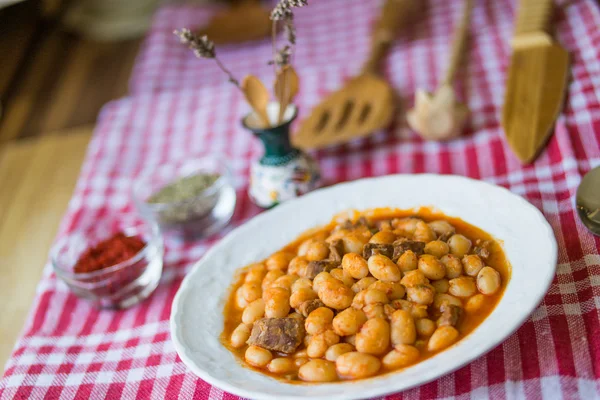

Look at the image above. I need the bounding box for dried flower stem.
[215,57,242,91]
[174,28,243,93]
[272,22,278,76]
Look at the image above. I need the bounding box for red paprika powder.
[74,232,146,274]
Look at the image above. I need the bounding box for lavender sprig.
[269,45,292,67]
[173,29,240,89]
[270,0,307,68]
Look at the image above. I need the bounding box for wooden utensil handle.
[362,0,419,74]
[513,0,554,48]
[442,0,473,86]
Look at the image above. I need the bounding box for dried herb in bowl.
[147,172,222,226]
[148,173,220,204]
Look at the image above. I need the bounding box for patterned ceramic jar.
[242,103,321,208]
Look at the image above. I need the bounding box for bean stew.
[221,208,511,383]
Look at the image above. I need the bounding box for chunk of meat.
[328,239,345,263]
[362,243,394,259]
[473,240,491,260]
[392,239,425,261]
[305,260,338,279]
[297,299,326,317]
[437,305,463,327]
[247,318,305,354]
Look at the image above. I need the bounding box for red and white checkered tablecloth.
[2,0,600,398]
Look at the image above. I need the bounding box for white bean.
[351,277,377,293]
[330,267,355,287]
[287,256,309,276]
[406,284,435,305]
[363,288,390,305]
[369,281,406,300]
[441,254,463,279]
[368,254,402,282]
[342,234,369,254]
[263,287,290,318]
[413,221,436,242]
[433,293,463,311]
[431,279,449,294]
[448,277,477,298]
[266,251,295,271]
[448,234,472,257]
[230,323,251,348]
[428,326,459,351]
[465,293,486,313]
[298,359,337,382]
[355,317,390,355]
[424,240,450,258]
[244,263,267,283]
[428,220,455,238]
[477,267,501,295]
[342,253,370,280]
[400,269,429,287]
[415,318,436,337]
[382,344,420,370]
[325,343,354,362]
[397,250,418,272]
[305,240,330,261]
[307,330,340,358]
[245,345,272,367]
[291,277,313,293]
[305,307,334,335]
[267,357,295,374]
[462,254,485,277]
[235,286,248,308]
[270,274,298,291]
[390,309,416,346]
[242,299,265,325]
[289,288,318,309]
[332,308,367,336]
[336,352,381,379]
[318,280,354,310]
[418,255,446,280]
[363,304,385,319]
[262,269,285,290]
[313,271,335,293]
[369,231,396,244]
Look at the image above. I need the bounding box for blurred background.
[0,0,219,371]
[0,0,210,141]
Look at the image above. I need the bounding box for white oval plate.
[171,174,556,400]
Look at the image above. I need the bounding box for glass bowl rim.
[51,223,162,280]
[132,155,233,211]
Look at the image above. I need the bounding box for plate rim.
[170,173,557,400]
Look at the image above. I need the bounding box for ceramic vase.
[242,103,320,208]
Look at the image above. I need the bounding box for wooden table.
[0,127,90,372]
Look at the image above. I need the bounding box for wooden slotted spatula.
[293,0,419,150]
[502,0,569,163]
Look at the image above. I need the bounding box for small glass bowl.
[51,215,164,309]
[132,156,237,240]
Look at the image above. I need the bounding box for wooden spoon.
[407,0,472,141]
[274,66,300,124]
[292,0,420,150]
[241,75,271,127]
[196,0,272,45]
